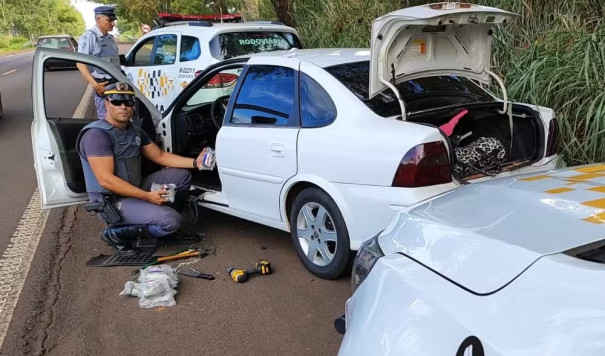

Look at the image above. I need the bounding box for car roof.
[150,22,298,35]
[248,48,370,68]
[37,35,74,39]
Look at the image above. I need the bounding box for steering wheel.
[210,95,231,129]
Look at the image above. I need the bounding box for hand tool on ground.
[227,260,272,283]
[178,267,215,280]
[139,247,208,270]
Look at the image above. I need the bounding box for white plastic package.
[151,183,177,203]
[198,147,216,171]
[119,264,179,308]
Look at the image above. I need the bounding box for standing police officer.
[77,6,121,120]
[76,82,206,252]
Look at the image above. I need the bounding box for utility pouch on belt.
[85,194,122,225]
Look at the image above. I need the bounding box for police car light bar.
[157,12,243,23]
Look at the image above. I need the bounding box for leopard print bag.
[454,137,506,177]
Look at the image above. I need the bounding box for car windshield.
[325,61,495,117]
[209,31,302,60]
[37,37,71,49]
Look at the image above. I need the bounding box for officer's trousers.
[114,168,192,237]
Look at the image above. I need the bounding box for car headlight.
[351,233,385,293]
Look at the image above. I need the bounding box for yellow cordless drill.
[227,260,272,283]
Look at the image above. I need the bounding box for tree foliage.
[96,0,235,28]
[0,0,84,40]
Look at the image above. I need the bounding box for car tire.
[289,188,351,279]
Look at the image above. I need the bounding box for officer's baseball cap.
[94,6,117,21]
[104,82,135,101]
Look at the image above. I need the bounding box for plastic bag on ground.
[119,264,179,308]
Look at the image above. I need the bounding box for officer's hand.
[194,148,207,170]
[94,81,108,95]
[146,190,167,205]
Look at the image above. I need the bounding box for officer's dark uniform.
[76,82,192,251]
[78,6,120,120]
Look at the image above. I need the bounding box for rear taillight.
[546,119,558,156]
[392,141,452,188]
[204,73,239,87]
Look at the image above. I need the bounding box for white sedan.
[337,165,605,355]
[32,2,558,279]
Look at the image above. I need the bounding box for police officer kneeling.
[76,82,205,252]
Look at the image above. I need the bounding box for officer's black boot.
[101,225,149,253]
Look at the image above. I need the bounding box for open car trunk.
[408,102,545,180]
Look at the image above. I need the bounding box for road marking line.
[0,189,49,348]
[0,51,33,60]
[0,60,95,348]
[75,84,93,118]
[0,65,95,348]
[1,69,17,76]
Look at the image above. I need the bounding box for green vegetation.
[0,0,85,52]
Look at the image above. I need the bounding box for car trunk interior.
[408,102,545,180]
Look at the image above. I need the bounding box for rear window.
[209,31,302,60]
[325,61,495,117]
[37,37,73,50]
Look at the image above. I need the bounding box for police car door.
[32,48,162,209]
[123,32,180,113]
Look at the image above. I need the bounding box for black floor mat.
[134,237,157,248]
[85,247,157,267]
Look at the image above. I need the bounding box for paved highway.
[0,48,350,355]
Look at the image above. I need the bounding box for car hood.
[378,164,605,294]
[369,2,517,99]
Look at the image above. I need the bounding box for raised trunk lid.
[369,2,517,99]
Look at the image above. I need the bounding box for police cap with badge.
[104,82,136,106]
[94,6,117,21]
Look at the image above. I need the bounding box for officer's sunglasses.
[108,99,135,107]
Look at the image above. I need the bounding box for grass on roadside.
[0,36,34,53]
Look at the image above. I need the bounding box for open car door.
[32,48,162,209]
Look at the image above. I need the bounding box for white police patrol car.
[121,13,302,113]
[337,165,605,355]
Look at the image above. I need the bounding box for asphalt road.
[0,47,350,355]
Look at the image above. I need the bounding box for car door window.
[132,37,155,66]
[230,65,295,126]
[300,73,337,128]
[180,36,201,62]
[153,34,177,65]
[185,68,242,106]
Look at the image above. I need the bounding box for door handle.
[270,144,285,154]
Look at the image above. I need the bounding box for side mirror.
[119,54,127,66]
